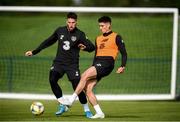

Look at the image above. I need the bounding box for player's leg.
[84,79,98,106]
[84,59,114,119]
[84,79,105,119]
[70,78,93,118]
[75,66,97,96]
[66,65,93,118]
[49,70,63,99]
[49,65,68,116]
[60,66,97,106]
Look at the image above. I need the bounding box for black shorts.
[93,56,114,81]
[50,62,80,81]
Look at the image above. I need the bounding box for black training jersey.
[32,26,95,65]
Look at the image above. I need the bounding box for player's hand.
[116,66,125,74]
[78,44,86,50]
[25,51,33,56]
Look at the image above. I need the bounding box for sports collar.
[103,31,112,36]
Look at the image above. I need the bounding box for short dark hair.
[98,16,111,23]
[67,12,77,20]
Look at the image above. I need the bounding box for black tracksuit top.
[32,26,95,65]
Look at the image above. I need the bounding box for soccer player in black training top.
[25,12,94,118]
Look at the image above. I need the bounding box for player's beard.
[67,24,76,32]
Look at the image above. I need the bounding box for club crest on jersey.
[71,36,77,42]
[60,35,64,40]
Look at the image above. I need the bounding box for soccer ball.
[30,102,44,115]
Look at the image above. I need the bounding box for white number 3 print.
[63,41,70,50]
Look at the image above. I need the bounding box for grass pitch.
[0,13,180,122]
[0,14,175,94]
[0,99,180,121]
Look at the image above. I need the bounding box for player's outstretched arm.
[25,50,33,56]
[79,32,95,52]
[82,39,95,52]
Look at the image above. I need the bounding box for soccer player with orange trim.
[61,16,127,119]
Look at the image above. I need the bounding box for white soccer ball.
[30,102,44,115]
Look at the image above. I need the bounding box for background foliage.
[0,0,180,9]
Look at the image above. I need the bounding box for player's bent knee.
[81,73,91,82]
[86,88,93,96]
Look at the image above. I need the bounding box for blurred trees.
[0,0,72,6]
[80,0,180,8]
[0,0,179,9]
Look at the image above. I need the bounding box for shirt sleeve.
[116,35,127,67]
[32,29,58,55]
[79,32,95,52]
[92,39,97,64]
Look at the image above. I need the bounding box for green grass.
[0,13,180,121]
[0,99,180,121]
[0,13,177,94]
